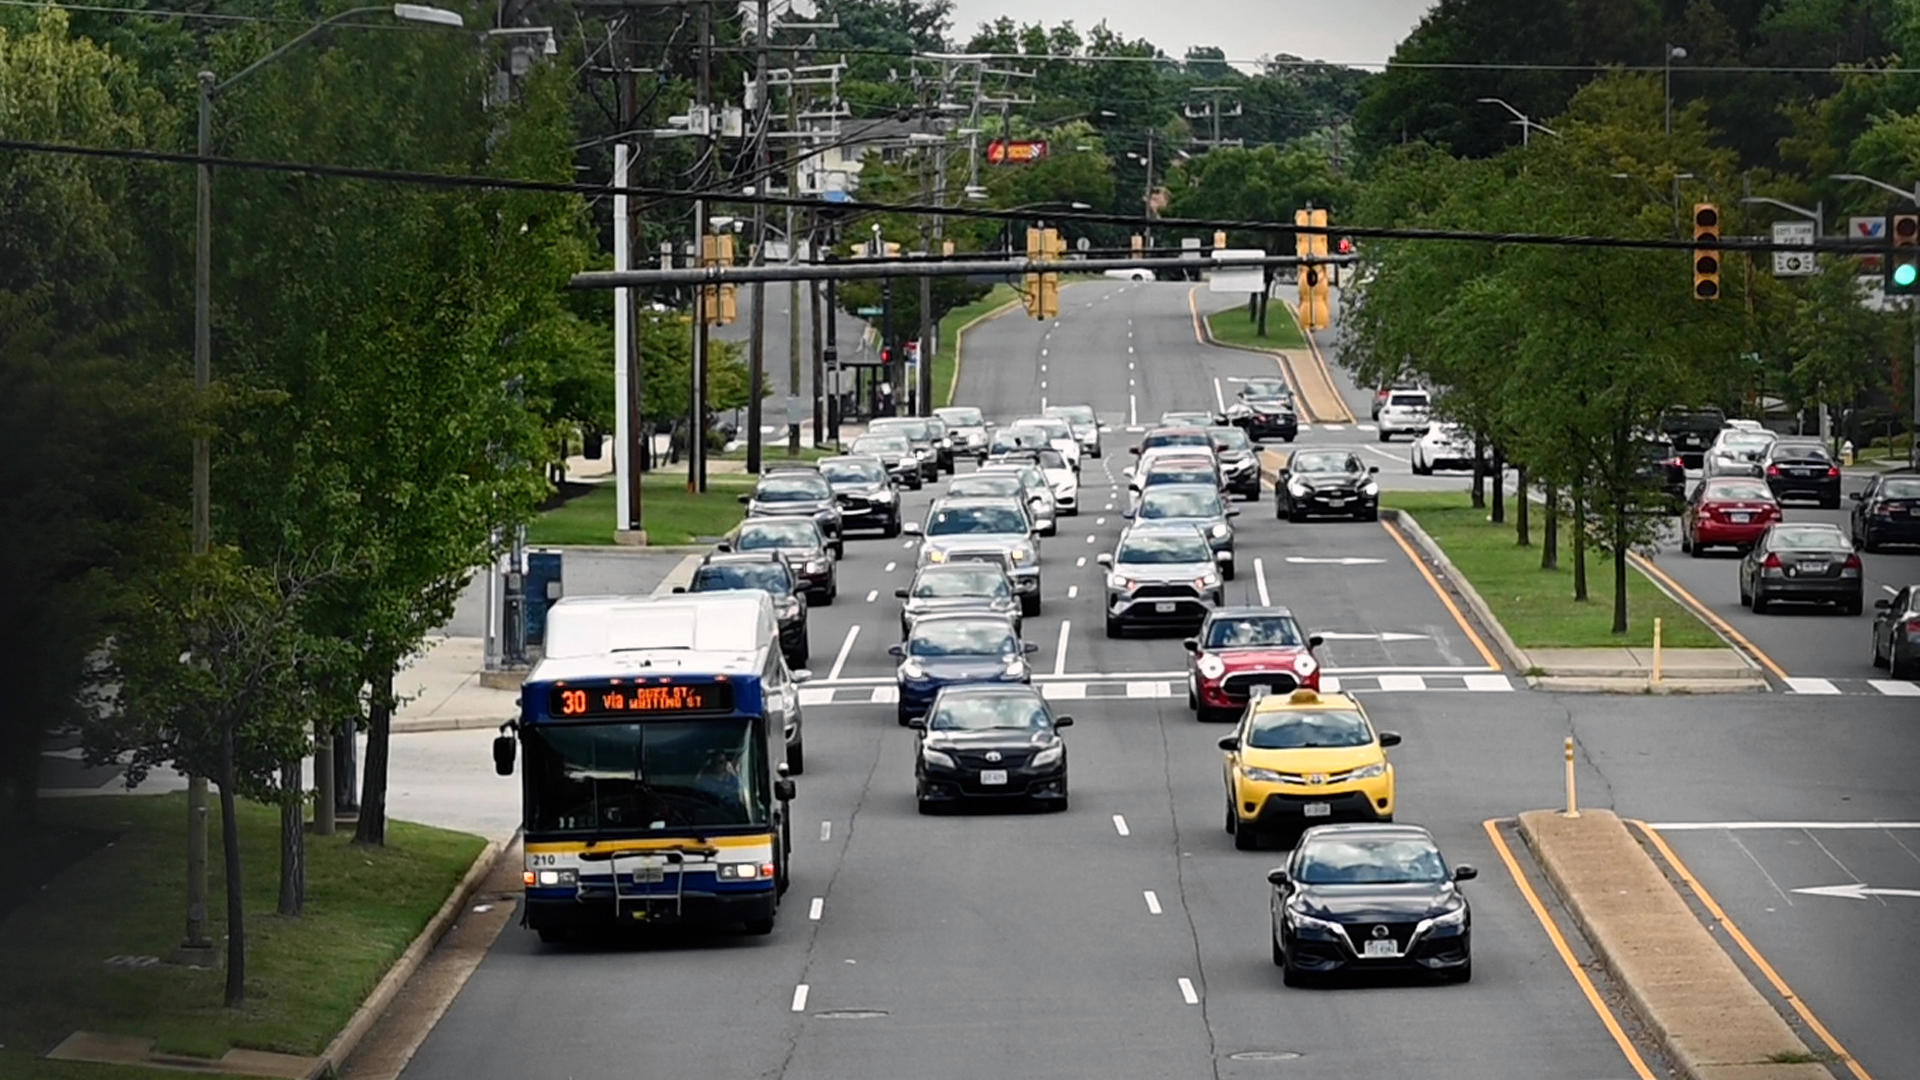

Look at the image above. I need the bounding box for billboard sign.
[1851,215,1886,273]
[986,140,1049,164]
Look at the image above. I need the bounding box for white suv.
[1377,389,1432,442]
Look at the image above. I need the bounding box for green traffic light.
[1896,262,1919,288]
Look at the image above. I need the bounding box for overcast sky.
[940,0,1435,68]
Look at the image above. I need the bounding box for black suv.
[680,551,810,665]
[819,455,902,537]
[1659,406,1728,469]
[1762,440,1841,508]
[1850,471,1920,551]
[1631,437,1687,508]
[741,464,845,558]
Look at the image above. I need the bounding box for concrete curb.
[309,838,506,1080]
[393,715,510,734]
[1517,810,1831,1080]
[1378,508,1533,674]
[1627,551,1777,688]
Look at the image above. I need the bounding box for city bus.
[492,592,805,941]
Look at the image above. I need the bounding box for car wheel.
[1289,507,1307,524]
[1891,652,1918,680]
[1188,679,1199,711]
[1861,532,1879,554]
[1751,588,1770,614]
[1234,825,1260,851]
[1223,561,1236,581]
[909,475,923,491]
[1378,430,1391,443]
[1842,596,1863,617]
[1226,797,1237,835]
[832,542,846,561]
[883,518,901,539]
[1275,497,1287,520]
[1105,615,1123,638]
[1022,593,1041,617]
[1688,532,1705,557]
[1272,933,1286,968]
[786,739,805,776]
[1064,505,1079,516]
[1282,434,1296,443]
[1738,575,1752,607]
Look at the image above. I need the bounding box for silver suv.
[905,497,1043,616]
[1097,523,1225,637]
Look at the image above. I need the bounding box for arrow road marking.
[1285,557,1386,566]
[1793,883,1920,901]
[1314,631,1432,642]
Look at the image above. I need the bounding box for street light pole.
[1665,45,1688,136]
[1476,97,1558,146]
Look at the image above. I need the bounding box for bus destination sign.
[549,681,736,718]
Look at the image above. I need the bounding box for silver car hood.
[1112,559,1215,582]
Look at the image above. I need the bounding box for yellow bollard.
[1651,617,1664,685]
[1563,736,1580,819]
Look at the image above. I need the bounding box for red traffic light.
[1894,214,1920,245]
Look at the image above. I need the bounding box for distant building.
[799,116,943,197]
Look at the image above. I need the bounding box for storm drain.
[813,1009,889,1020]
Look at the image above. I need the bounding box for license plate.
[1729,512,1750,523]
[1363,939,1400,958]
[980,770,1008,786]
[1326,498,1346,507]
[1155,602,1177,613]
[1303,802,1332,818]
[632,858,666,883]
[1797,563,1828,575]
[1792,469,1811,476]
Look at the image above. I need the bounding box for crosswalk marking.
[1375,674,1426,692]
[1463,674,1516,692]
[1868,679,1920,696]
[1784,677,1841,695]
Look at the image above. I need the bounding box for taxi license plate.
[1303,802,1332,818]
[1363,939,1399,958]
[1729,512,1750,523]
[1155,602,1177,613]
[980,770,1008,785]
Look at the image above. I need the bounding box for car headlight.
[1242,765,1285,783]
[806,559,828,573]
[1293,654,1318,676]
[1198,573,1220,589]
[927,549,948,563]
[1429,900,1468,929]
[1010,548,1031,563]
[1288,479,1309,496]
[1345,760,1386,781]
[1030,743,1064,768]
[1210,523,1230,538]
[874,488,897,503]
[1003,657,1028,678]
[921,747,956,769]
[1361,481,1379,496]
[778,598,801,617]
[900,658,927,680]
[1286,906,1343,934]
[1108,572,1135,591]
[1196,655,1226,679]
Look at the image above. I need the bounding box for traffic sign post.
[1771,220,1816,277]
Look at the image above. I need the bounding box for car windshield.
[736,520,818,550]
[992,430,1047,450]
[1718,433,1774,451]
[1047,405,1095,423]
[1431,425,1469,443]
[525,719,767,831]
[1243,380,1289,399]
[691,562,791,594]
[950,476,1023,498]
[927,693,1050,731]
[1771,526,1849,551]
[1388,393,1428,408]
[913,569,1010,599]
[821,459,886,484]
[1205,616,1303,649]
[927,505,1028,535]
[1246,708,1373,750]
[1162,413,1214,425]
[1209,427,1253,451]
[1295,837,1448,885]
[1291,452,1359,475]
[1139,488,1224,520]
[1881,478,1920,498]
[909,620,1019,657]
[1146,466,1215,487]
[1033,448,1068,470]
[873,419,930,441]
[1016,420,1071,440]
[1143,431,1209,449]
[756,474,829,501]
[854,436,910,456]
[935,407,984,426]
[1703,481,1773,501]
[1117,531,1211,564]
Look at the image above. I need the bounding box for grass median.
[1203,303,1308,351]
[528,473,758,546]
[936,284,1019,408]
[0,793,483,1073]
[1384,490,1723,650]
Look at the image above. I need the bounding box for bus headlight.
[718,862,777,880]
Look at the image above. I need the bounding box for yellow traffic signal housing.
[1039,228,1062,319]
[1887,213,1920,294]
[1023,227,1044,318]
[1692,204,1721,301]
[1308,209,1330,330]
[942,239,955,257]
[1213,229,1228,251]
[1131,234,1143,255]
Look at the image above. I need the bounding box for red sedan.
[1184,607,1324,723]
[1680,477,1781,556]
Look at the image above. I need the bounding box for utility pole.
[745,0,770,474]
[1186,86,1243,152]
[785,30,803,455]
[689,0,712,492]
[1141,128,1156,250]
[616,12,645,541]
[824,230,841,440]
[810,217,825,447]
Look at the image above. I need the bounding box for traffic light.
[1039,228,1062,319]
[1692,204,1720,301]
[1886,213,1920,294]
[1213,229,1228,252]
[699,234,738,325]
[1308,208,1330,330]
[1131,234,1143,256]
[1023,227,1044,318]
[1295,209,1313,327]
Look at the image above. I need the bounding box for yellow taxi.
[1216,688,1400,851]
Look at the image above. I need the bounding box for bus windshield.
[525,719,769,832]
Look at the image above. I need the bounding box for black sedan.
[907,685,1071,813]
[1275,450,1380,522]
[720,518,836,605]
[1762,441,1842,508]
[1739,522,1863,616]
[1851,472,1920,552]
[1872,585,1920,679]
[1226,379,1299,442]
[1267,823,1475,986]
[819,454,903,538]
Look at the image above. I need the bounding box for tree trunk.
[1470,438,1487,509]
[277,759,304,917]
[219,722,246,1008]
[354,663,394,846]
[1612,503,1631,634]
[313,722,334,836]
[1541,482,1558,569]
[334,719,358,813]
[1574,484,1589,599]
[1,721,42,830]
[1489,448,1506,523]
[1515,464,1531,547]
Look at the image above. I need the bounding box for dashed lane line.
[1053,620,1072,676]
[1254,557,1270,606]
[791,985,810,1012]
[1112,814,1130,837]
[809,898,824,920]
[1177,978,1199,1005]
[1144,891,1162,915]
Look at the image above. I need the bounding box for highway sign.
[1852,215,1887,272]
[1772,221,1816,276]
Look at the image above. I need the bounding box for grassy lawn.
[1384,491,1724,650]
[1204,303,1308,351]
[527,473,757,546]
[937,284,1020,407]
[0,793,483,1070]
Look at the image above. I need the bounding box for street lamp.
[1665,45,1688,135]
[1832,172,1920,468]
[1476,97,1559,146]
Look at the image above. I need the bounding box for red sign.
[987,140,1049,165]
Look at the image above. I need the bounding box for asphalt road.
[711,288,877,432]
[395,278,1920,1080]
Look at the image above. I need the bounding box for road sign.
[1772,220,1816,276]
[1851,215,1887,272]
[855,306,883,316]
[1076,236,1090,253]
[1208,248,1267,293]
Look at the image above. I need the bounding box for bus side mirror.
[774,779,796,802]
[492,735,515,776]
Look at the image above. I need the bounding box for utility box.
[524,549,564,649]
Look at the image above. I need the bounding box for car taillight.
[1761,553,1781,569]
[1826,466,1840,478]
[1668,458,1684,469]
[1843,553,1861,570]
[1765,464,1780,477]
[1907,618,1920,634]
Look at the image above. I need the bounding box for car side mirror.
[1378,731,1402,748]
[1182,638,1200,653]
[716,542,732,553]
[1849,491,1863,501]
[894,588,909,598]
[1053,716,1073,728]
[1875,598,1891,609]
[1226,509,1240,518]
[887,644,904,658]
[774,778,797,802]
[1308,635,1324,648]
[791,669,813,684]
[1023,642,1040,654]
[1367,465,1380,475]
[903,523,923,536]
[1095,553,1114,567]
[1266,867,1289,887]
[1130,446,1141,455]
[906,718,927,731]
[1217,735,1240,751]
[492,735,515,776]
[1452,865,1478,882]
[671,586,686,594]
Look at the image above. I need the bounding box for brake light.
[1766,465,1780,477]
[1826,466,1840,478]
[1843,553,1861,570]
[1668,458,1684,469]
[1761,553,1781,569]
[1907,619,1920,634]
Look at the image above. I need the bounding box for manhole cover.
[1227,1051,1302,1062]
[814,1009,888,1019]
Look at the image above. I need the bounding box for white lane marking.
[791,985,810,1012]
[1785,677,1841,695]
[1363,445,1409,465]
[1130,395,1138,426]
[1041,380,1048,389]
[1882,584,1899,595]
[1041,396,1048,410]
[865,590,878,603]
[1085,535,1097,544]
[1112,814,1130,836]
[1127,680,1169,697]
[1377,674,1426,692]
[1104,503,1114,510]
[1144,891,1162,915]
[1254,557,1270,605]
[1321,675,1342,693]
[827,625,860,681]
[1128,345,1135,353]
[1068,585,1079,599]
[1076,556,1087,567]
[1869,680,1920,696]
[1054,620,1072,676]
[1178,978,1199,1005]
[903,541,915,549]
[809,897,824,920]
[1041,681,1087,699]
[1040,363,1048,372]
[1096,517,1107,525]
[1042,348,1049,357]
[1129,361,1135,369]
[1213,377,1226,415]
[1648,821,1920,830]
[1322,424,1346,431]
[820,820,832,841]
[884,561,896,572]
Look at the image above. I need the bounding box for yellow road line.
[1380,519,1503,670]
[1626,552,1789,682]
[1633,821,1873,1080]
[1481,819,1657,1080]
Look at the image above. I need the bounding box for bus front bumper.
[524,887,777,932]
